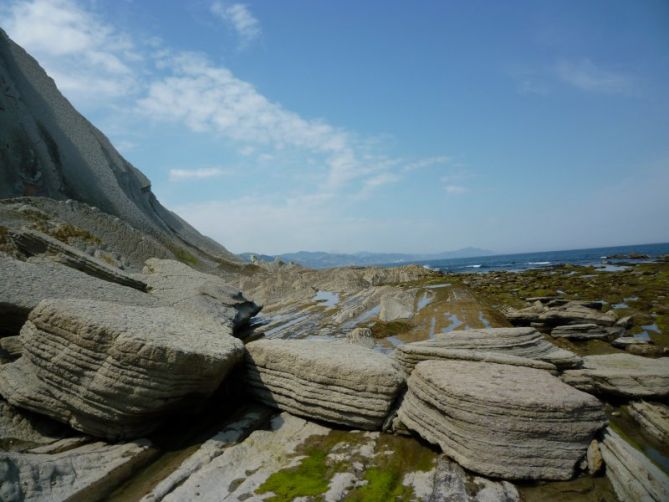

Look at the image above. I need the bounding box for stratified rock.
[346,327,375,349]
[396,327,580,371]
[245,339,404,429]
[398,360,606,480]
[395,345,556,376]
[0,440,155,501]
[0,299,244,439]
[550,323,624,340]
[600,428,669,502]
[11,228,147,291]
[379,289,416,321]
[141,258,260,330]
[0,255,155,335]
[506,301,617,327]
[561,354,669,398]
[626,401,669,444]
[0,400,70,451]
[0,336,22,359]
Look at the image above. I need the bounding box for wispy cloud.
[403,156,451,172]
[168,167,231,181]
[3,0,140,102]
[555,59,634,94]
[210,2,261,47]
[444,184,467,194]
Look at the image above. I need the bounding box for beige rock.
[0,299,244,439]
[379,289,416,321]
[398,360,606,480]
[586,439,602,474]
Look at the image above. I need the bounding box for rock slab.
[398,360,606,480]
[245,339,404,429]
[0,299,244,439]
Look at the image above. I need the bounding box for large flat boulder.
[397,360,606,480]
[245,339,404,429]
[506,301,617,327]
[0,299,244,439]
[398,327,581,371]
[561,354,669,398]
[626,401,669,444]
[600,427,669,502]
[141,258,260,331]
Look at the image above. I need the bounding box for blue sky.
[3,0,669,254]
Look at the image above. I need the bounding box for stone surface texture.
[245,338,405,429]
[398,360,607,480]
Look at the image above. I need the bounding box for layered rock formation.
[0,28,240,267]
[396,327,580,374]
[561,354,669,398]
[245,339,405,429]
[505,300,617,328]
[550,323,624,340]
[398,360,607,480]
[600,428,669,501]
[626,401,669,444]
[0,299,245,439]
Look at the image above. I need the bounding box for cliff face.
[0,28,240,265]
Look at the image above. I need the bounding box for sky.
[2,0,669,255]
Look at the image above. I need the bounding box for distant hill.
[239,247,495,269]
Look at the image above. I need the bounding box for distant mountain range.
[239,247,496,269]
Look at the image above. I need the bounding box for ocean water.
[417,242,669,274]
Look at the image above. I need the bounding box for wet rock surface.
[0,299,245,439]
[245,339,405,429]
[398,360,607,480]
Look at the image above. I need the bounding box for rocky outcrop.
[141,258,260,331]
[397,327,581,371]
[505,301,617,327]
[345,327,375,348]
[0,400,70,450]
[626,401,669,444]
[0,299,245,439]
[600,427,669,502]
[561,354,669,398]
[395,346,556,375]
[550,323,624,340]
[0,255,155,335]
[0,439,156,501]
[245,339,405,429]
[0,28,241,267]
[397,360,606,480]
[11,227,148,290]
[379,289,416,321]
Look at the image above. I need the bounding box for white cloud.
[210,2,261,46]
[555,59,634,94]
[444,184,467,194]
[168,167,231,181]
[3,0,140,102]
[364,173,400,188]
[403,156,451,171]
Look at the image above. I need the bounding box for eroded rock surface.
[0,299,244,439]
[398,360,606,480]
[245,339,405,429]
[561,354,669,398]
[626,401,669,444]
[506,301,618,328]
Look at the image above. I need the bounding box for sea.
[416,242,669,274]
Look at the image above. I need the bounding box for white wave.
[529,261,551,265]
[466,264,482,268]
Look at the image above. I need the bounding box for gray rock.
[346,327,375,349]
[245,339,405,429]
[561,354,669,398]
[141,258,260,331]
[11,227,147,290]
[626,401,669,444]
[396,327,581,371]
[398,360,606,480]
[0,400,70,451]
[0,299,244,439]
[0,336,22,359]
[600,427,669,502]
[0,255,156,335]
[0,439,155,501]
[506,301,617,327]
[379,289,416,321]
[550,323,624,340]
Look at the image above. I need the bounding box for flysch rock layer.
[409,327,581,370]
[626,401,669,444]
[0,439,155,502]
[600,427,669,502]
[550,323,624,340]
[398,360,607,480]
[0,255,156,334]
[141,258,260,331]
[0,299,244,439]
[505,301,617,327]
[561,354,669,398]
[245,339,405,429]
